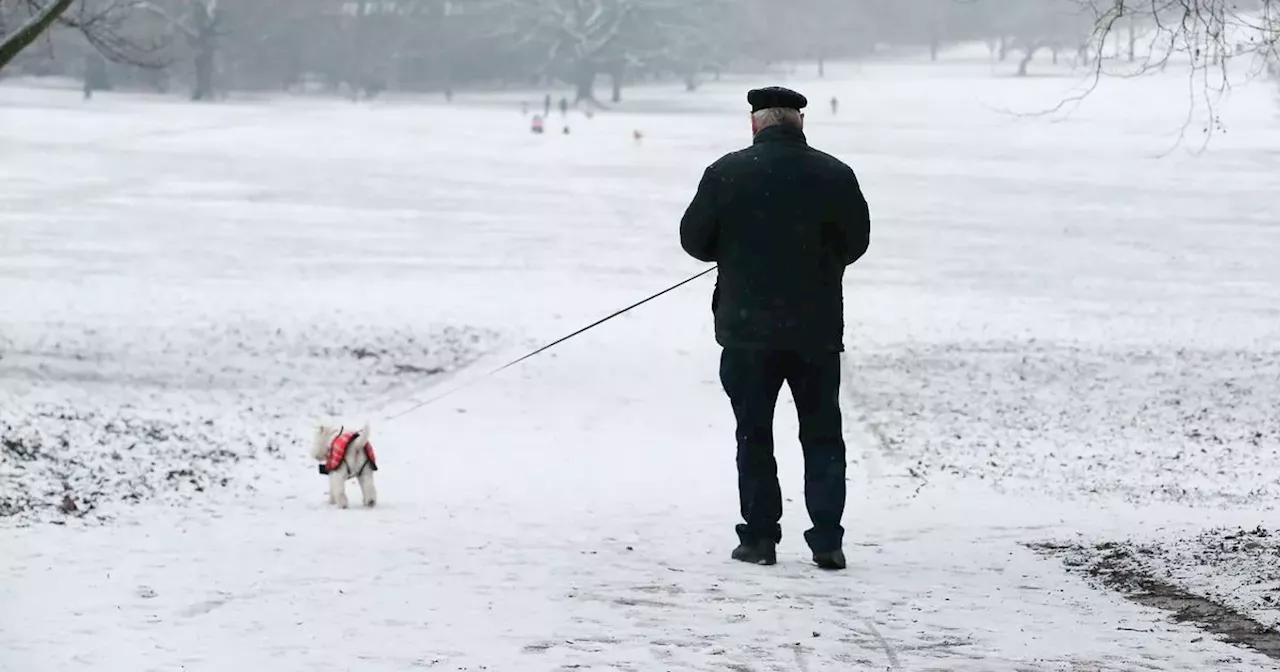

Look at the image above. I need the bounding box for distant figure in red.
[531,115,545,134]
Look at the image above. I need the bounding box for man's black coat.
[680,124,871,353]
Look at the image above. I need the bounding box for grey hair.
[752,107,803,130]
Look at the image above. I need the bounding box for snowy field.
[3,51,1280,670]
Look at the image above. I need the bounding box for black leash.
[382,266,717,421]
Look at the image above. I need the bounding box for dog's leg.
[329,471,349,509]
[358,471,377,508]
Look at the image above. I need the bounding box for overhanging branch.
[0,0,76,71]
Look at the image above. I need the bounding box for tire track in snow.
[862,620,902,672]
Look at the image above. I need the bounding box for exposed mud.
[1030,537,1280,660]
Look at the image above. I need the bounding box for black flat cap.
[748,86,808,113]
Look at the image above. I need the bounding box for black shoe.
[731,541,777,566]
[812,549,846,570]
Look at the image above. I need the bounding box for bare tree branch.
[1077,0,1279,145]
[986,1,1275,151]
[0,0,75,71]
[130,0,197,39]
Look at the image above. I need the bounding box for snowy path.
[5,336,1277,671]
[4,60,1280,670]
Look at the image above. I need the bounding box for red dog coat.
[325,430,377,474]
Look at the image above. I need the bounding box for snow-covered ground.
[3,55,1280,670]
[0,319,496,520]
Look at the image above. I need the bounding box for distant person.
[83,54,108,101]
[830,96,839,115]
[531,115,545,134]
[543,93,552,117]
[679,86,871,571]
[559,96,569,116]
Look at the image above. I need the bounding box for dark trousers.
[719,348,846,552]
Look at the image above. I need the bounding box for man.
[679,86,871,570]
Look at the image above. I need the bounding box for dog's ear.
[360,423,371,440]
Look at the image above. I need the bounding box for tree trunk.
[84,54,109,95]
[683,60,702,91]
[610,71,622,103]
[1017,45,1041,77]
[817,52,825,77]
[1051,46,1059,65]
[192,45,215,100]
[573,63,596,105]
[189,2,218,101]
[1127,15,1137,62]
[0,0,76,71]
[997,36,1009,62]
[347,0,371,101]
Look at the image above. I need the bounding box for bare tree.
[183,0,218,100]
[0,0,75,70]
[611,0,738,93]
[979,0,1093,76]
[133,0,223,99]
[525,0,637,105]
[1075,0,1279,140]
[1082,0,1277,69]
[1,0,168,73]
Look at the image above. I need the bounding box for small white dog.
[312,423,378,508]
